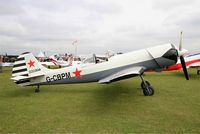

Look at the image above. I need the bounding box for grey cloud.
[86,1,121,14]
[179,13,200,30]
[0,0,25,15]
[163,11,200,38]
[0,0,200,55]
[0,20,26,37]
[153,0,196,11]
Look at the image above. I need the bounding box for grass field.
[0,67,200,133]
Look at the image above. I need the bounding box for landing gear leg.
[35,85,40,93]
[139,75,154,96]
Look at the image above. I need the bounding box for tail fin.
[11,52,48,86]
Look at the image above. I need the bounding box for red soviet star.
[73,68,82,77]
[27,59,35,68]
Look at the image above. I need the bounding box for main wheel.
[35,89,40,93]
[197,70,200,75]
[143,86,154,96]
[35,86,40,93]
[141,81,150,89]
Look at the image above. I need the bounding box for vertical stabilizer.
[11,52,48,86]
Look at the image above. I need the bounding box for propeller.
[178,31,189,80]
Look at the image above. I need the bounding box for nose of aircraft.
[178,48,188,57]
[163,47,178,64]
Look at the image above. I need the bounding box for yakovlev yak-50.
[11,32,189,96]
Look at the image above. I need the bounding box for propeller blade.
[179,31,183,51]
[180,56,189,80]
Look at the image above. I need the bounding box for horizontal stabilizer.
[11,73,44,81]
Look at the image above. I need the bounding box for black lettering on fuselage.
[53,75,57,81]
[46,76,51,82]
[46,72,71,82]
[66,72,71,78]
[57,74,61,80]
[61,73,65,79]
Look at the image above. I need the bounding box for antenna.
[72,40,78,56]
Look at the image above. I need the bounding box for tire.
[143,86,154,96]
[35,88,40,93]
[197,70,200,75]
[141,81,150,89]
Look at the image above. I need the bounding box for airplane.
[2,62,14,67]
[48,55,81,67]
[41,55,81,67]
[10,32,189,96]
[44,54,109,67]
[163,53,200,75]
[36,51,66,67]
[39,60,58,67]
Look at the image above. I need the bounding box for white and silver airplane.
[2,62,14,67]
[11,33,189,96]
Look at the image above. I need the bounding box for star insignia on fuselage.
[73,68,82,77]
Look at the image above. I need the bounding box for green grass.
[0,67,200,133]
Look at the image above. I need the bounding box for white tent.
[37,51,45,58]
[37,51,46,62]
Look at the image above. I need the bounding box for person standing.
[0,55,2,73]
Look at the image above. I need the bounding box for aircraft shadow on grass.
[6,81,141,114]
[6,80,138,95]
[165,69,199,79]
[81,82,141,114]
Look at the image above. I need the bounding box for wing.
[98,66,145,84]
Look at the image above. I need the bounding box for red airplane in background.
[163,53,200,74]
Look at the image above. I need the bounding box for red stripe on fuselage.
[49,58,58,65]
[163,59,200,71]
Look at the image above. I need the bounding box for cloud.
[153,0,196,11]
[0,0,25,15]
[0,0,200,55]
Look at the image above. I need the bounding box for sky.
[0,0,200,56]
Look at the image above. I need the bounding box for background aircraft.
[39,56,69,67]
[163,53,200,74]
[1,62,14,67]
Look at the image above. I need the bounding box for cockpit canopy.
[82,54,108,64]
